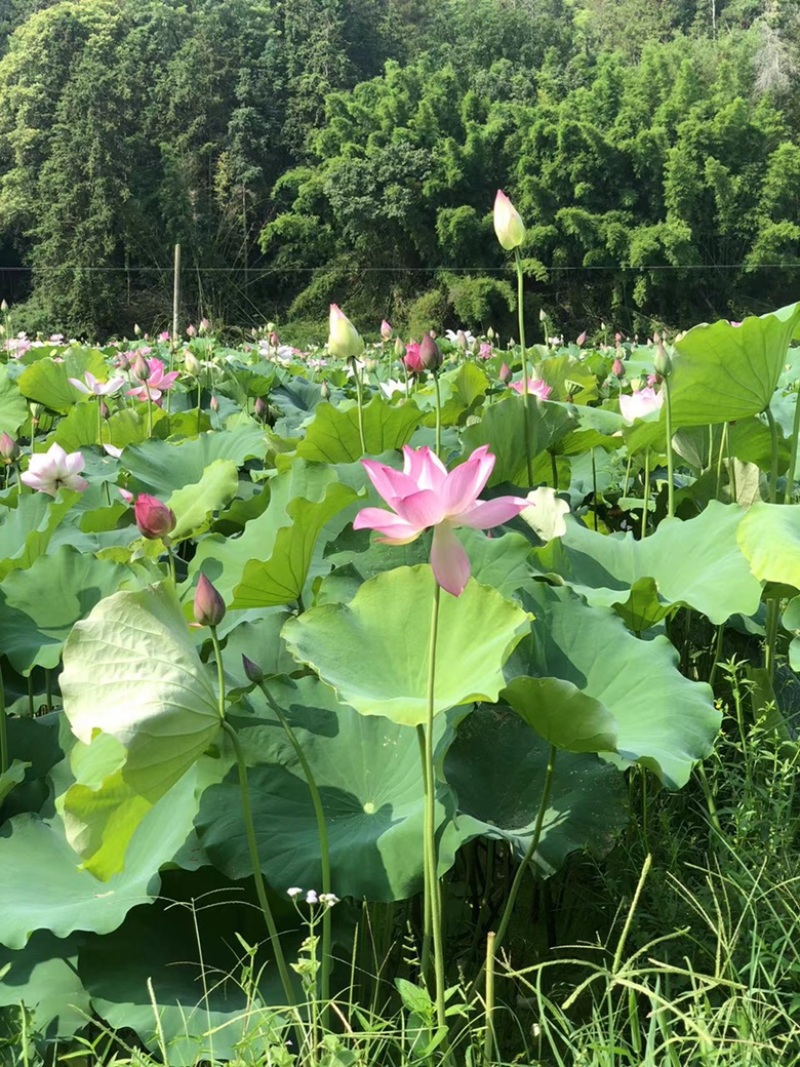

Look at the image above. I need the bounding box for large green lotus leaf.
[197,676,453,900]
[413,363,488,425]
[0,490,79,579]
[534,502,761,627]
[0,765,201,948]
[508,583,719,788]
[458,527,533,598]
[59,584,221,877]
[0,364,29,435]
[461,394,577,486]
[123,426,266,496]
[0,762,29,807]
[166,459,239,542]
[445,705,627,875]
[668,304,800,425]
[502,676,617,753]
[737,502,800,589]
[79,875,295,1065]
[0,545,136,672]
[191,459,360,606]
[17,349,108,413]
[296,396,422,462]
[0,932,90,1039]
[282,565,532,727]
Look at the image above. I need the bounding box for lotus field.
[2,239,800,1060]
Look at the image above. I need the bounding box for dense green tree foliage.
[0,0,798,336]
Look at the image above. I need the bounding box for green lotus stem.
[350,357,367,455]
[0,660,8,777]
[482,931,496,1067]
[97,396,103,446]
[210,629,297,1009]
[664,375,675,518]
[765,599,780,681]
[623,453,632,497]
[765,405,780,504]
[417,579,447,1033]
[726,427,737,501]
[27,675,33,718]
[260,684,332,1019]
[491,743,557,961]
[196,381,202,435]
[144,379,153,438]
[433,370,443,457]
[591,448,598,530]
[715,424,728,501]
[550,450,559,490]
[641,448,651,539]
[513,248,534,487]
[785,385,800,504]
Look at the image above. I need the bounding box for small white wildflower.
[305,890,318,905]
[319,893,339,907]
[287,887,303,898]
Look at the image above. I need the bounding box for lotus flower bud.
[269,331,280,347]
[186,324,197,338]
[539,308,547,323]
[266,321,276,334]
[99,400,111,420]
[493,190,525,251]
[652,339,674,381]
[29,402,43,427]
[328,304,364,359]
[199,318,210,335]
[194,573,226,628]
[615,332,622,345]
[486,326,495,341]
[576,330,587,347]
[393,337,405,360]
[320,380,331,399]
[499,362,512,384]
[612,357,625,379]
[242,655,263,684]
[131,353,149,381]
[419,332,442,371]
[380,320,392,341]
[210,394,219,413]
[456,330,468,351]
[184,351,200,376]
[0,432,19,463]
[134,494,176,540]
[254,396,267,421]
[133,323,141,336]
[0,299,8,313]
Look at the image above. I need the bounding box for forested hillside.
[0,0,798,337]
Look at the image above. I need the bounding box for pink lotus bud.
[419,332,442,371]
[654,337,672,378]
[499,362,512,383]
[254,396,267,421]
[269,331,280,347]
[210,394,219,412]
[328,304,364,360]
[134,494,176,540]
[131,353,149,381]
[242,655,263,684]
[158,331,170,343]
[576,331,587,347]
[0,432,19,462]
[194,573,227,628]
[614,332,623,344]
[186,324,197,338]
[493,190,525,251]
[456,330,468,351]
[199,318,210,334]
[99,400,111,420]
[380,320,392,341]
[321,381,331,399]
[612,358,625,379]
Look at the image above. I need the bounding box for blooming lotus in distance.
[510,377,552,400]
[68,371,126,396]
[21,442,88,496]
[354,445,528,596]
[126,358,179,403]
[619,386,664,424]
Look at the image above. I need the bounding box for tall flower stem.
[715,423,728,501]
[785,385,800,504]
[209,628,297,1009]
[0,660,7,777]
[96,397,103,447]
[765,405,780,504]
[513,248,534,487]
[350,358,367,455]
[417,580,447,1033]
[663,376,675,518]
[260,684,332,1019]
[433,371,443,457]
[640,449,651,539]
[143,380,154,439]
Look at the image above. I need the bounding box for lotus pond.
[1,299,799,1065]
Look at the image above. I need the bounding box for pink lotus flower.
[380,319,393,341]
[404,342,423,375]
[478,342,493,360]
[21,443,88,496]
[353,445,528,597]
[576,331,587,347]
[126,357,179,402]
[619,386,664,424]
[68,371,126,396]
[509,378,552,400]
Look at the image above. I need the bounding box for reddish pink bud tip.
[134,494,176,540]
[194,573,227,628]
